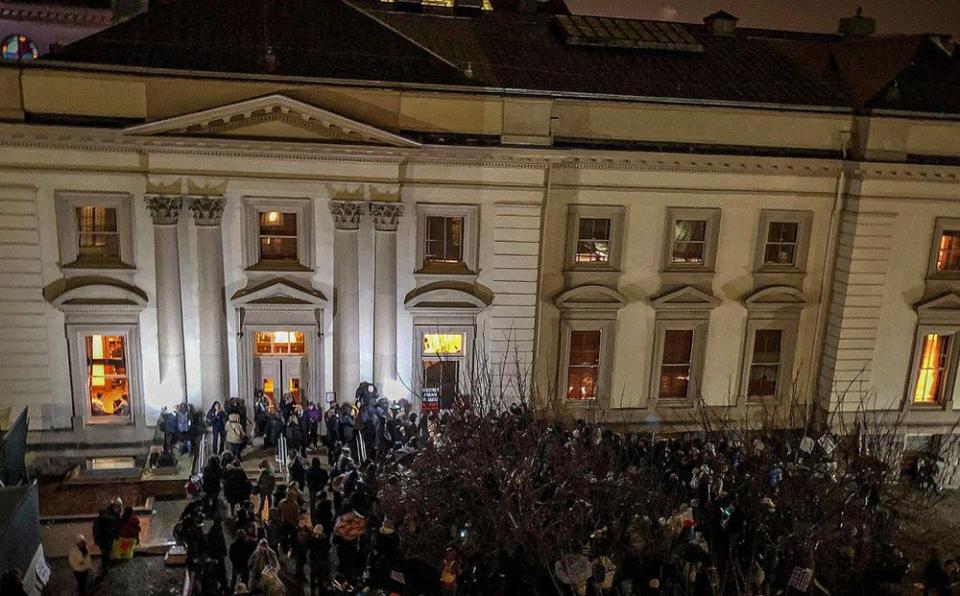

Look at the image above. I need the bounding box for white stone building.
[0,0,958,465]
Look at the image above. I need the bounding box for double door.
[257,356,306,410]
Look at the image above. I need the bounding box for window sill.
[246,261,313,273]
[63,260,135,270]
[415,263,478,285]
[563,398,601,407]
[85,416,134,426]
[655,397,693,408]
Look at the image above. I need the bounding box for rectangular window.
[937,231,960,273]
[671,220,707,265]
[422,360,459,411]
[85,334,129,417]
[259,211,298,262]
[763,222,799,266]
[76,206,120,261]
[422,333,464,356]
[254,331,305,355]
[659,329,694,398]
[575,218,611,263]
[747,329,782,397]
[914,333,952,404]
[424,216,463,264]
[567,330,601,400]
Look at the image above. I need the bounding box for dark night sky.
[565,0,960,37]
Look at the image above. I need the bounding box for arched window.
[1,34,39,62]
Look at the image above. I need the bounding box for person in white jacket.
[68,534,93,594]
[226,413,247,460]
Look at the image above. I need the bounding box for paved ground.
[42,555,183,596]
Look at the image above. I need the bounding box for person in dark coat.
[254,391,269,438]
[161,406,179,454]
[337,406,356,461]
[285,415,304,455]
[308,525,330,596]
[289,454,307,493]
[305,457,329,525]
[324,408,340,465]
[313,496,334,538]
[306,402,322,450]
[206,401,227,455]
[265,412,284,449]
[92,498,121,578]
[201,455,223,514]
[202,519,229,595]
[222,459,253,517]
[229,529,256,591]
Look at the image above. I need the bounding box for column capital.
[189,196,225,226]
[329,200,365,231]
[369,201,404,232]
[146,194,183,225]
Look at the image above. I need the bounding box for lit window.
[259,211,298,262]
[567,330,601,400]
[914,333,952,404]
[424,216,463,264]
[671,220,707,264]
[254,331,305,355]
[659,329,693,398]
[575,218,611,263]
[1,34,39,62]
[76,206,120,262]
[422,333,463,355]
[85,335,129,417]
[936,231,960,273]
[747,329,782,397]
[763,222,799,266]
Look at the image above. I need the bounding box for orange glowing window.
[914,333,952,404]
[422,333,463,356]
[567,330,601,400]
[936,231,960,272]
[85,334,129,417]
[255,331,305,355]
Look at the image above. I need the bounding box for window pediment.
[46,276,148,314]
[404,281,492,314]
[916,292,960,324]
[555,284,627,312]
[652,285,721,312]
[743,286,805,316]
[124,94,420,148]
[232,278,327,309]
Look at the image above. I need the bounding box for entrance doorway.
[254,330,307,410]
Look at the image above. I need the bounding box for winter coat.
[278,496,301,525]
[226,413,246,445]
[248,546,279,589]
[118,514,141,540]
[206,408,227,433]
[338,414,355,443]
[305,464,328,495]
[68,543,93,573]
[324,412,339,444]
[202,462,223,496]
[284,422,303,450]
[177,408,192,433]
[162,411,179,434]
[92,507,120,548]
[229,537,255,573]
[223,466,253,505]
[288,459,306,490]
[257,467,276,496]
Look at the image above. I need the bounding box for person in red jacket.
[116,506,141,560]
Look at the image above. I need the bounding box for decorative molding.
[555,284,628,312]
[743,285,806,311]
[189,197,225,226]
[145,195,183,225]
[186,179,227,197]
[329,200,365,230]
[145,179,182,195]
[652,285,722,311]
[369,201,404,231]
[404,281,491,314]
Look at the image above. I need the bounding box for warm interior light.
[914,333,946,403]
[423,333,463,355]
[267,211,280,223]
[91,364,106,387]
[273,331,290,344]
[92,334,104,359]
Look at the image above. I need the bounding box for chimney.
[838,7,876,38]
[703,11,738,36]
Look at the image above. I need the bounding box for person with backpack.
[226,412,247,460]
[223,459,253,518]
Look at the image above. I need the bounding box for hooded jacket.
[226,413,246,445]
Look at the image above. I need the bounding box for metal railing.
[276,435,289,485]
[191,434,207,477]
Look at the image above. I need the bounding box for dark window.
[748,329,782,397]
[937,231,960,272]
[76,206,120,262]
[567,330,601,400]
[763,222,799,266]
[671,220,706,264]
[423,360,459,410]
[424,216,463,264]
[259,211,298,262]
[659,329,693,398]
[575,217,611,263]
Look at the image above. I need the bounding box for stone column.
[190,197,228,410]
[330,200,364,403]
[370,202,403,389]
[146,195,187,404]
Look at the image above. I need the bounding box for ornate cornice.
[145,195,183,225]
[329,200,365,230]
[189,197,225,226]
[369,201,404,231]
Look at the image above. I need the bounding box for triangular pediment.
[744,286,805,309]
[232,278,327,307]
[555,285,627,311]
[124,94,420,148]
[917,292,960,312]
[652,285,721,311]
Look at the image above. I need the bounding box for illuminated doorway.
[255,330,306,410]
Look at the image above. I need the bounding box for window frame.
[55,192,134,269]
[739,319,800,401]
[66,323,143,428]
[650,319,709,404]
[413,324,475,411]
[565,205,625,272]
[906,324,960,409]
[662,207,721,273]
[557,318,616,405]
[243,197,314,271]
[415,203,479,274]
[927,218,960,280]
[754,210,813,274]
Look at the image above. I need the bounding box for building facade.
[0,0,959,466]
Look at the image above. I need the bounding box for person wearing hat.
[68,534,93,594]
[247,539,279,593]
